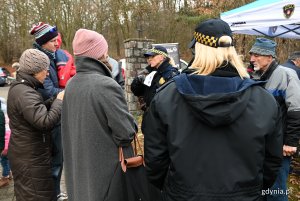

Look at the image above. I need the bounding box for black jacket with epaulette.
[131,58,179,109]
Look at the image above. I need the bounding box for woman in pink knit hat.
[61,29,137,201]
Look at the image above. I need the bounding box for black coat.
[142,67,283,201]
[7,72,62,201]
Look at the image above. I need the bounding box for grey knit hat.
[19,49,50,75]
[249,38,277,58]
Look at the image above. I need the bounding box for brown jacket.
[7,72,62,201]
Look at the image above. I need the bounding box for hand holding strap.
[119,134,144,172]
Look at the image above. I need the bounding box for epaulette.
[156,79,175,93]
[161,67,179,80]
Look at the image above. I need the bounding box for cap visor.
[144,52,156,57]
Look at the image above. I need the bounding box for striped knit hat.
[72,29,108,60]
[19,49,50,75]
[30,22,58,46]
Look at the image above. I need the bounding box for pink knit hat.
[72,29,108,60]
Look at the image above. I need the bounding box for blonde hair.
[168,56,176,66]
[191,36,249,78]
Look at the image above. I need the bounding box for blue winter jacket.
[33,43,67,99]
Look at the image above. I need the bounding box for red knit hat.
[56,33,62,49]
[72,29,108,60]
[30,22,58,46]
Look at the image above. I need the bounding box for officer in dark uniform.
[131,45,179,111]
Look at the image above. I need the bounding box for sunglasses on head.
[49,26,57,33]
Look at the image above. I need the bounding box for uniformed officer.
[131,45,179,111]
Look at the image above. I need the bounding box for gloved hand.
[138,96,147,111]
[131,75,146,96]
[136,75,145,83]
[1,148,7,156]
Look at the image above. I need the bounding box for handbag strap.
[119,133,144,172]
[133,134,143,156]
[119,147,127,172]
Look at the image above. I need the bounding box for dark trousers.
[266,157,291,201]
[51,125,63,196]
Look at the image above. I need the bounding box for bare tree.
[0,0,298,65]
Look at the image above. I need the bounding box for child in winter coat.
[0,98,12,188]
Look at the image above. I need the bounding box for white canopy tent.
[220,0,300,39]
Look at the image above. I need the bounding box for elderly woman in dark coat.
[7,49,64,201]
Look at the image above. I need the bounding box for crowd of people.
[0,18,299,201]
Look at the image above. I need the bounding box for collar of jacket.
[183,62,240,77]
[75,56,112,78]
[259,60,278,81]
[210,62,240,77]
[33,42,56,60]
[13,72,44,90]
[157,58,172,73]
[145,65,154,73]
[288,59,296,66]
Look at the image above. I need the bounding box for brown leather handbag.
[119,135,162,201]
[119,135,144,171]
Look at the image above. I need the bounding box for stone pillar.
[124,38,154,115]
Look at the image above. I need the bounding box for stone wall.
[124,38,154,115]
